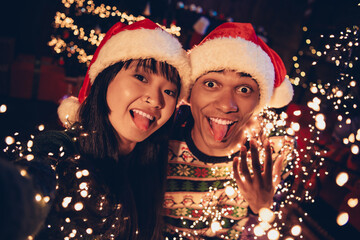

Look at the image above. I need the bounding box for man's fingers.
[250,140,262,185]
[240,145,252,184]
[263,140,273,186]
[273,153,284,187]
[233,156,245,190]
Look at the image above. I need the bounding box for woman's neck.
[118,138,137,155]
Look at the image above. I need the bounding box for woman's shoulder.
[32,128,79,159]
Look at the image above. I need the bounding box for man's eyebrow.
[237,72,253,78]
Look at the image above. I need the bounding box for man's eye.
[238,86,253,94]
[204,81,216,88]
[164,89,176,97]
[135,74,147,82]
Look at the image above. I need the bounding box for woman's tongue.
[133,112,150,131]
[210,121,229,142]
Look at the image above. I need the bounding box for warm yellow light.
[348,133,355,142]
[266,122,274,130]
[291,225,302,236]
[315,120,326,130]
[26,154,34,161]
[225,186,236,198]
[348,198,358,208]
[0,104,7,113]
[315,113,325,122]
[82,169,90,176]
[62,197,72,208]
[336,172,349,186]
[211,221,222,233]
[86,228,93,234]
[336,90,343,98]
[259,208,275,222]
[74,202,84,211]
[350,81,356,87]
[286,128,295,136]
[254,225,265,236]
[267,229,280,240]
[5,136,15,145]
[336,212,349,226]
[351,145,359,155]
[20,169,27,176]
[291,122,300,132]
[35,194,42,201]
[293,110,301,116]
[38,124,45,131]
[310,86,318,93]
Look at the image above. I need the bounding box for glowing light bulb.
[291,122,300,132]
[5,136,15,145]
[74,202,84,211]
[291,225,301,236]
[35,194,42,201]
[336,212,349,226]
[211,221,221,233]
[351,145,359,155]
[267,229,280,240]
[62,197,72,208]
[0,104,7,113]
[225,186,236,198]
[38,124,45,131]
[336,172,349,186]
[254,225,265,236]
[348,133,355,143]
[347,198,358,208]
[259,208,275,223]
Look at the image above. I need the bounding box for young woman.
[0,19,189,240]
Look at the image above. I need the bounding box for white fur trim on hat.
[188,37,274,109]
[269,76,293,108]
[57,96,81,126]
[88,27,190,87]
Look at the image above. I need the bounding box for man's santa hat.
[187,22,293,111]
[58,19,190,125]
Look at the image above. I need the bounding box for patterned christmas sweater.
[163,107,294,240]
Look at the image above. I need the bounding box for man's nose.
[215,91,238,113]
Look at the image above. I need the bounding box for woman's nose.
[144,90,165,109]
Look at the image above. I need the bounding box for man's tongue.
[210,121,229,142]
[133,112,150,131]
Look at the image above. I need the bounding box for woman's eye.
[164,89,176,97]
[204,81,217,88]
[134,74,147,82]
[238,86,253,94]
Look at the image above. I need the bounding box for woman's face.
[106,61,178,147]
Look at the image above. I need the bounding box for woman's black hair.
[77,58,181,239]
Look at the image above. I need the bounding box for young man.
[164,22,294,239]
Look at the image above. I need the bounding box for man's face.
[189,70,260,156]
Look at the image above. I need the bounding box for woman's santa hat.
[58,19,190,126]
[186,22,293,111]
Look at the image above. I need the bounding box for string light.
[49,1,181,66]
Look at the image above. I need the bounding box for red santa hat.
[58,19,190,126]
[187,22,293,111]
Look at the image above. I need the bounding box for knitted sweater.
[163,107,293,240]
[164,121,249,239]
